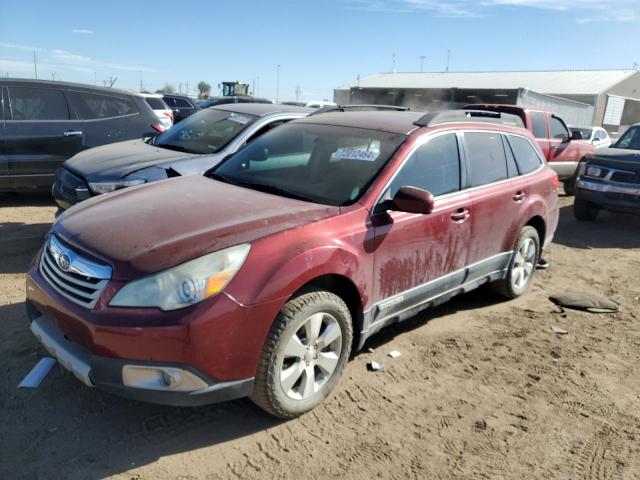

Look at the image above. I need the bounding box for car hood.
[53,176,340,280]
[586,147,640,173]
[65,139,201,181]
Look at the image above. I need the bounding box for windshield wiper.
[156,143,196,154]
[232,180,316,203]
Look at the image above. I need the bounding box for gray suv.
[53,103,311,211]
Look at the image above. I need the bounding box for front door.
[371,132,471,324]
[5,85,84,188]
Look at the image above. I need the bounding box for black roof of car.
[0,78,144,98]
[296,110,424,134]
[212,103,313,116]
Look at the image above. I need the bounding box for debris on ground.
[551,326,568,335]
[537,258,550,270]
[549,292,619,313]
[367,361,384,372]
[387,350,401,358]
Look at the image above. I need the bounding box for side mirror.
[389,186,434,214]
[570,130,583,141]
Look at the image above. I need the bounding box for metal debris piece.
[551,326,568,335]
[388,350,401,358]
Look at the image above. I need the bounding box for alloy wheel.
[512,237,537,290]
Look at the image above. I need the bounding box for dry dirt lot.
[1,192,639,480]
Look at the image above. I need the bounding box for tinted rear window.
[8,87,69,120]
[507,135,543,175]
[465,132,508,187]
[145,97,167,110]
[171,97,192,108]
[530,112,547,139]
[67,91,139,119]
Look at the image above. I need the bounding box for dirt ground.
[1,191,639,480]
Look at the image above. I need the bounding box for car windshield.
[153,109,258,154]
[210,123,406,206]
[614,126,640,151]
[573,127,592,140]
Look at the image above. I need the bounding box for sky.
[0,0,639,101]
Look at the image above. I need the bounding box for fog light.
[122,365,208,392]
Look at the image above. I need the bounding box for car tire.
[563,178,576,196]
[251,290,353,419]
[574,198,599,221]
[492,226,540,300]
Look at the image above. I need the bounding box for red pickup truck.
[466,104,595,194]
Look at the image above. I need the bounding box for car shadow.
[0,300,282,479]
[0,191,56,207]
[553,203,640,249]
[360,287,503,352]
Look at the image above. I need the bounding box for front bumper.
[576,178,640,214]
[29,314,254,406]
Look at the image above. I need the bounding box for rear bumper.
[29,315,254,406]
[576,178,640,214]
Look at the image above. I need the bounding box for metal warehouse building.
[334,70,640,134]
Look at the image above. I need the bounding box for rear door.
[529,111,550,160]
[5,84,84,188]
[547,114,583,178]
[371,132,472,322]
[0,87,8,186]
[462,131,529,279]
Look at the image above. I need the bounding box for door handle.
[513,191,526,202]
[63,131,83,137]
[451,208,470,222]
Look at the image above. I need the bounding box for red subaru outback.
[26,107,559,418]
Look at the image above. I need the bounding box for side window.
[549,116,569,141]
[507,135,543,175]
[8,87,69,120]
[465,132,508,187]
[67,92,139,119]
[174,98,192,108]
[530,112,547,139]
[163,97,176,108]
[501,136,519,178]
[387,133,461,198]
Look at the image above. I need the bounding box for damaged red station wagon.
[26,107,559,418]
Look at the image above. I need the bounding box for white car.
[141,93,173,131]
[305,100,337,109]
[570,126,612,148]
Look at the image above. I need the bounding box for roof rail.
[310,104,410,116]
[413,109,524,128]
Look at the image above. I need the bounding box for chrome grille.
[39,236,112,308]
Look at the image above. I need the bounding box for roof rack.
[414,109,524,128]
[310,104,410,116]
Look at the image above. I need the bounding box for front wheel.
[251,290,353,419]
[574,198,599,221]
[492,226,540,299]
[563,178,576,196]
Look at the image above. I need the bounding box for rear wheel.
[492,226,540,299]
[251,290,353,418]
[574,198,599,221]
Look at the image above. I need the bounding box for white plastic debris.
[18,357,57,388]
[367,361,384,372]
[551,326,568,335]
[387,350,401,358]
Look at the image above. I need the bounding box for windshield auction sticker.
[227,114,250,125]
[331,148,379,162]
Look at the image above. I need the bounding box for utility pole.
[51,73,55,81]
[420,56,426,72]
[139,70,143,92]
[445,49,451,73]
[186,80,189,96]
[33,50,38,79]
[392,52,396,73]
[94,71,97,86]
[295,83,301,101]
[276,64,281,103]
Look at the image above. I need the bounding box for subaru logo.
[58,253,71,271]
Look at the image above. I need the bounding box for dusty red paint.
[26,117,559,384]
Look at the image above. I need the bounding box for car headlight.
[89,178,145,194]
[586,166,603,178]
[110,244,251,311]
